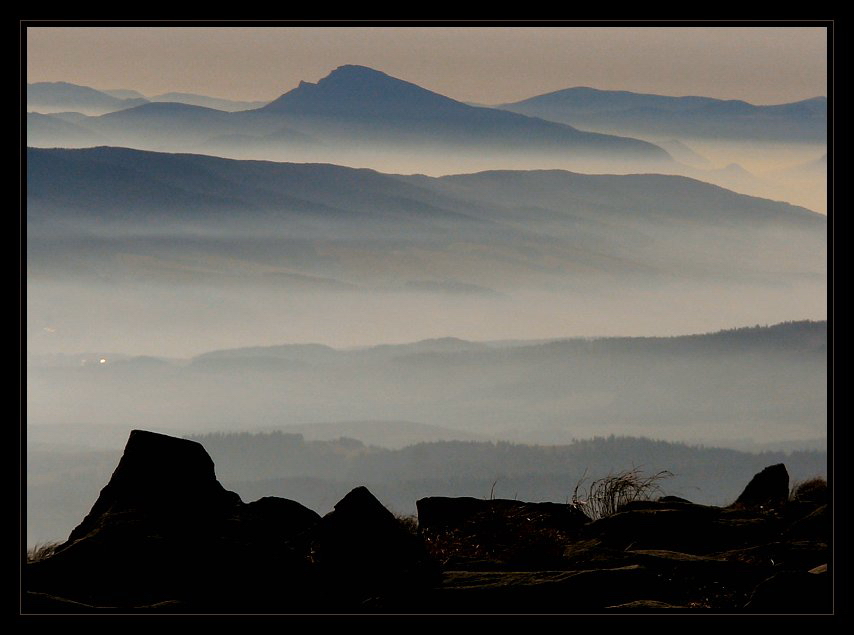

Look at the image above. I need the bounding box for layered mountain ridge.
[28,65,673,165]
[498,86,827,142]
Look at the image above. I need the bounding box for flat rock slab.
[627,549,736,569]
[417,496,587,534]
[427,565,670,612]
[744,570,832,613]
[715,540,829,572]
[607,599,689,610]
[588,506,781,553]
[624,548,769,605]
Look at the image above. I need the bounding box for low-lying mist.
[27,319,826,448]
[27,274,826,359]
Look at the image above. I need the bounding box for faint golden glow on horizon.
[25,25,828,106]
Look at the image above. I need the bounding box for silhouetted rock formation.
[23,432,831,614]
[25,430,321,610]
[731,463,790,508]
[67,430,242,542]
[312,486,440,608]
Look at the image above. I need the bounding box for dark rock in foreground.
[744,568,831,613]
[67,429,243,542]
[312,485,440,605]
[26,430,323,610]
[731,463,789,509]
[424,566,664,613]
[417,496,588,534]
[23,430,832,614]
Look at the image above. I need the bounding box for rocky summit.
[23,430,831,614]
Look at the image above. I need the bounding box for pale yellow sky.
[25,25,829,105]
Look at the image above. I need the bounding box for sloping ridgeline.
[27,146,825,280]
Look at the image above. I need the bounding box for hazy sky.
[25,25,828,105]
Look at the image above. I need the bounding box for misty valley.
[24,60,829,613]
[26,319,827,547]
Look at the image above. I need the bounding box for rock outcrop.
[23,431,831,614]
[312,486,440,608]
[417,496,588,534]
[731,463,790,508]
[25,430,321,610]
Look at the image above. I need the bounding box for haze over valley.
[27,321,827,546]
[27,144,825,356]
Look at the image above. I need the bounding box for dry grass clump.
[395,513,420,537]
[789,477,829,504]
[26,541,62,563]
[571,467,673,521]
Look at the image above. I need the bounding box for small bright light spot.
[99,358,107,364]
[43,327,56,334]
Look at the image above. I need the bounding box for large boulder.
[25,430,320,610]
[312,486,440,604]
[417,496,587,534]
[238,495,321,547]
[587,498,790,555]
[67,430,243,541]
[731,463,790,509]
[585,501,722,552]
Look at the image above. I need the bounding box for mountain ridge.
[28,81,270,115]
[498,86,827,142]
[28,67,674,164]
[259,64,471,117]
[27,81,147,114]
[501,85,826,111]
[26,145,824,220]
[188,319,826,364]
[26,146,827,291]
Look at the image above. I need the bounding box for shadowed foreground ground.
[23,430,831,614]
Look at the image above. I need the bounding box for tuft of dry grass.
[789,476,829,504]
[571,467,673,521]
[26,541,62,563]
[395,513,421,537]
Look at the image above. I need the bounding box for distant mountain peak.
[311,64,412,92]
[259,65,463,117]
[329,64,392,78]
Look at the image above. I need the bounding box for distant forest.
[184,432,827,517]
